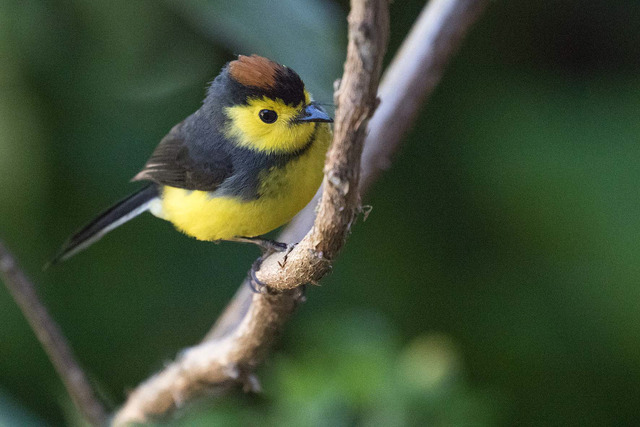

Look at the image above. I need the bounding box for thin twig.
[0,242,108,426]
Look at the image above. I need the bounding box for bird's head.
[207,55,332,154]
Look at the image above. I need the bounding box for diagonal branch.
[0,242,108,426]
[114,0,490,424]
[113,0,390,424]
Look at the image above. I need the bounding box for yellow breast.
[157,124,331,241]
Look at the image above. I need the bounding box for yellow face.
[224,90,316,154]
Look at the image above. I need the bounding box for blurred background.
[1,0,640,425]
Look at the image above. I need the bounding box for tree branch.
[0,242,108,426]
[115,0,489,424]
[114,0,390,424]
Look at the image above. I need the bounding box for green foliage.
[1,0,640,425]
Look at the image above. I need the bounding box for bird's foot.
[248,256,267,293]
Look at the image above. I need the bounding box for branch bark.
[0,242,108,426]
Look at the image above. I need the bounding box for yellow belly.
[157,126,330,241]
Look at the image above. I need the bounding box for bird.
[50,54,333,268]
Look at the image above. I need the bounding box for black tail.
[48,184,159,266]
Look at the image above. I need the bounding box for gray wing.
[132,122,233,191]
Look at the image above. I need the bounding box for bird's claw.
[279,243,297,267]
[249,257,267,293]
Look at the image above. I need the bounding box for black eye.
[259,109,278,124]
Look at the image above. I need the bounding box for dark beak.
[296,103,333,123]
